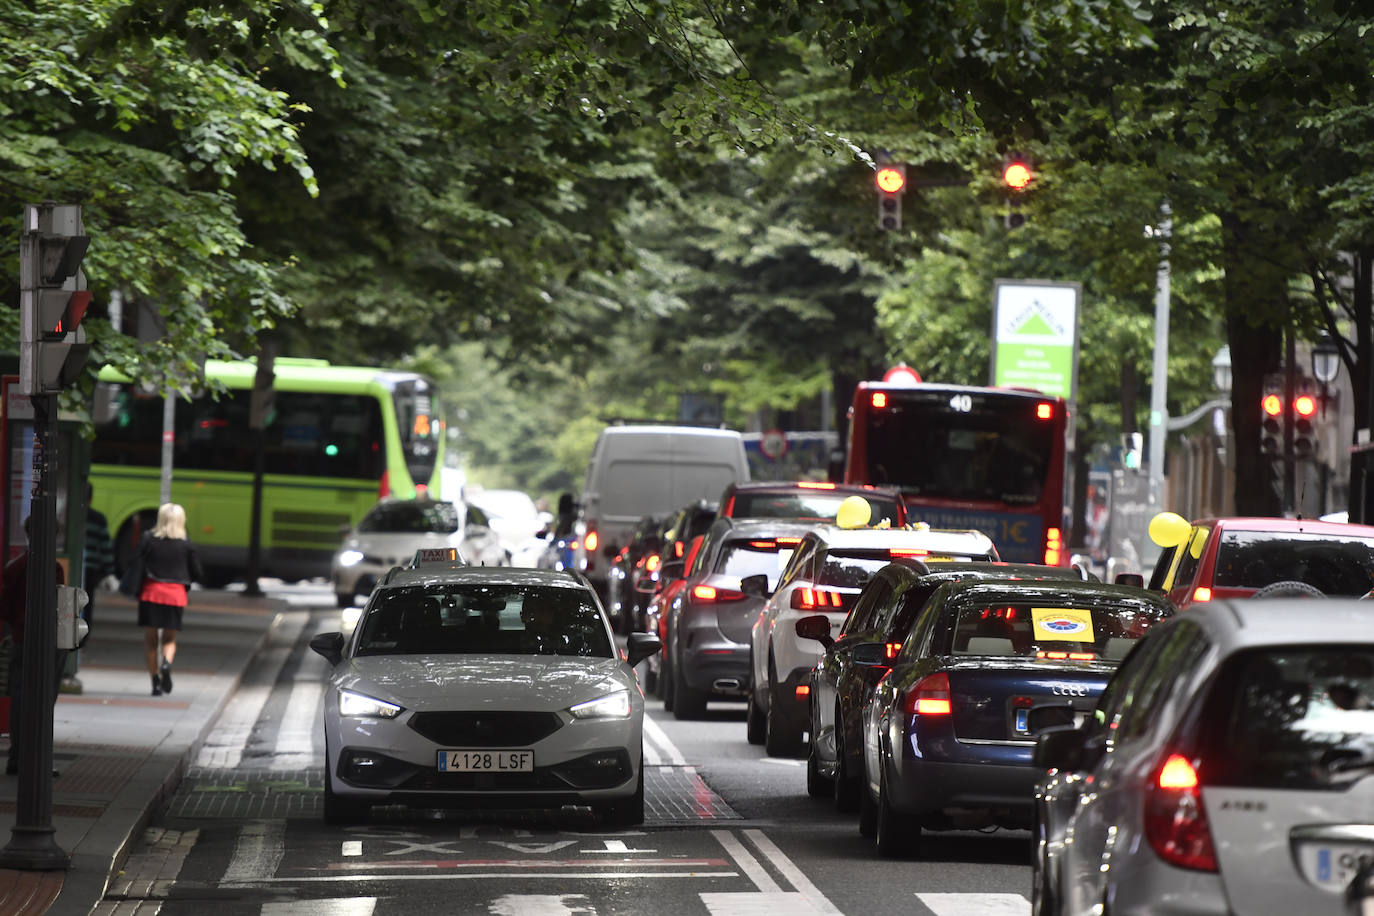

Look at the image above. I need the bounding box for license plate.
[437,749,534,773]
[1299,842,1374,891]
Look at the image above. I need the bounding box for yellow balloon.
[835,496,872,529]
[1148,512,1192,548]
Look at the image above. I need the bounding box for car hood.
[340,654,629,709]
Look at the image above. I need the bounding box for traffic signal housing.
[20,204,92,394]
[876,164,906,231]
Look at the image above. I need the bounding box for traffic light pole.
[0,393,70,870]
[1283,330,1297,512]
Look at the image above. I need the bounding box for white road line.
[743,829,842,915]
[710,829,780,893]
[915,892,1030,916]
[488,894,596,915]
[341,841,362,857]
[642,715,687,765]
[222,820,286,886]
[761,758,804,767]
[702,892,830,915]
[247,872,738,883]
[272,678,324,768]
[262,900,376,916]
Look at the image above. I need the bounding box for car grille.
[408,711,563,747]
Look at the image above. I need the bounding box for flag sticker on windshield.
[1031,607,1095,642]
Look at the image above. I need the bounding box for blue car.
[857,578,1174,857]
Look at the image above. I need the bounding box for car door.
[755,535,818,698]
[817,570,895,768]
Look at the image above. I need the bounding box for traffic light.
[1001,155,1034,229]
[876,164,906,230]
[1121,431,1143,471]
[1293,389,1317,459]
[20,203,92,395]
[1260,390,1283,458]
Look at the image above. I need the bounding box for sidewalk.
[0,587,285,916]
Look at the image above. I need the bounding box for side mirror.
[310,631,346,666]
[1033,724,1086,771]
[851,642,889,668]
[625,632,662,668]
[740,574,769,599]
[794,614,834,651]
[1114,572,1145,588]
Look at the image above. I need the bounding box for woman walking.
[134,503,202,696]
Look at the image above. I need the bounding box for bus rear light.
[872,393,888,408]
[1145,753,1217,872]
[1036,402,1054,420]
[1044,527,1063,566]
[1192,586,1212,603]
[905,672,951,716]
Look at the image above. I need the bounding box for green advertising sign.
[991,279,1081,401]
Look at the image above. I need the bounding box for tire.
[599,763,645,827]
[764,665,803,758]
[874,765,919,858]
[323,755,370,825]
[672,652,707,720]
[806,745,828,799]
[746,692,766,745]
[1252,579,1325,599]
[832,707,859,812]
[858,771,878,839]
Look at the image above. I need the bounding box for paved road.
[99,589,1033,915]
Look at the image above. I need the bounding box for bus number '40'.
[948,394,973,413]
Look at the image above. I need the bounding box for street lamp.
[1212,345,1232,394]
[1312,332,1340,417]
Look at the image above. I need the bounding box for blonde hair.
[152,503,188,540]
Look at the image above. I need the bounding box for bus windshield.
[863,391,1054,504]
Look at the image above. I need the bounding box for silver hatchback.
[1032,599,1374,915]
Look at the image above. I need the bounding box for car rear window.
[714,539,798,591]
[356,583,611,658]
[1197,647,1374,790]
[817,551,895,588]
[728,492,902,527]
[1212,531,1374,595]
[946,598,1170,660]
[359,501,459,534]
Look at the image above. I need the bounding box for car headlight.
[337,549,365,567]
[338,689,404,718]
[570,690,632,720]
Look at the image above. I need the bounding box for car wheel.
[598,761,645,827]
[806,744,828,799]
[858,769,878,839]
[1252,579,1325,599]
[672,655,707,720]
[875,765,919,858]
[322,749,369,826]
[746,689,766,745]
[764,661,803,758]
[832,707,859,812]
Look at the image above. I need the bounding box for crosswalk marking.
[222,819,285,886]
[488,895,596,915]
[711,829,780,892]
[916,892,1030,915]
[643,714,687,765]
[702,893,831,915]
[743,830,842,915]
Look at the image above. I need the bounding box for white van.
[576,425,749,592]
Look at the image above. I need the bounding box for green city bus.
[91,358,445,585]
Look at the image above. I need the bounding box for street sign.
[990,279,1081,402]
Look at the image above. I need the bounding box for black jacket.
[138,535,203,586]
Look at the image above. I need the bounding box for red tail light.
[872,392,888,408]
[415,484,427,497]
[1044,527,1063,566]
[692,584,746,602]
[585,530,599,552]
[890,548,927,557]
[1144,753,1217,872]
[646,555,661,573]
[904,672,951,716]
[884,642,902,659]
[378,468,391,499]
[1192,586,1212,603]
[791,587,844,610]
[1036,402,1054,420]
[674,541,685,558]
[795,685,810,699]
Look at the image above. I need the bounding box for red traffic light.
[876,167,906,194]
[1003,160,1033,190]
[1294,394,1318,417]
[1261,393,1283,416]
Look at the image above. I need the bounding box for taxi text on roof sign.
[412,547,461,566]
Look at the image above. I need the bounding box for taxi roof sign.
[411,547,465,567]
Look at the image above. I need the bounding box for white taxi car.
[311,562,661,825]
[747,524,997,756]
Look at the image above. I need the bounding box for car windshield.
[358,501,460,535]
[355,583,612,658]
[1198,647,1374,790]
[945,596,1170,660]
[714,540,797,592]
[1212,531,1374,595]
[730,492,901,527]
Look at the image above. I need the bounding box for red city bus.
[843,380,1068,565]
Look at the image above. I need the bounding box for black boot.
[152,673,162,697]
[160,659,173,695]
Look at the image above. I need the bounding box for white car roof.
[809,524,997,556]
[378,565,590,592]
[1196,599,1374,651]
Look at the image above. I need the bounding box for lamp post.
[1212,345,1232,396]
[1312,332,1340,416]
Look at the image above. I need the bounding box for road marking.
[341,841,362,857]
[761,758,804,767]
[325,857,729,871]
[222,820,285,886]
[196,613,306,768]
[743,830,841,915]
[272,677,323,768]
[579,839,658,854]
[643,715,687,765]
[489,841,579,854]
[263,900,376,916]
[711,830,780,892]
[253,872,738,883]
[916,892,1030,915]
[488,894,595,915]
[702,892,831,915]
